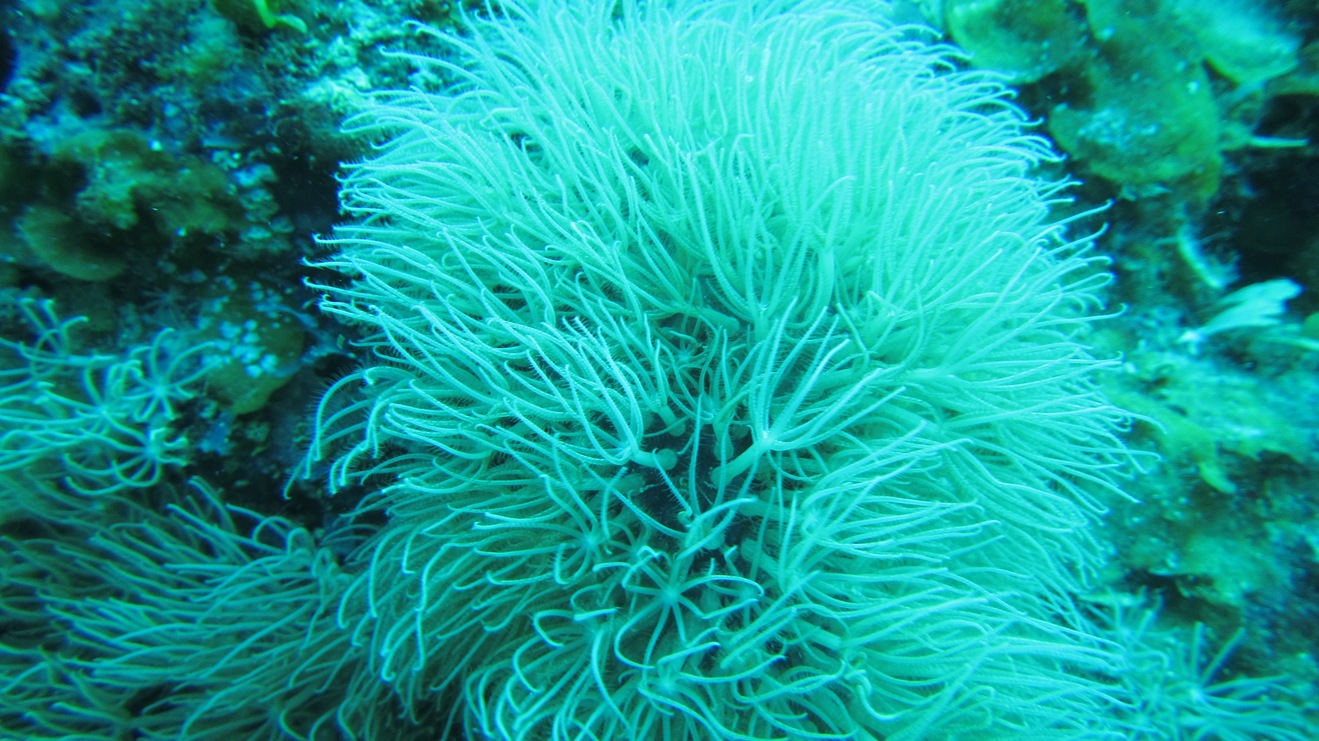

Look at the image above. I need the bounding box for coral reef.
[0,0,1316,737]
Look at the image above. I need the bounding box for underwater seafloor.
[2,0,1319,738]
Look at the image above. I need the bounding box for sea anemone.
[304,1,1135,736]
